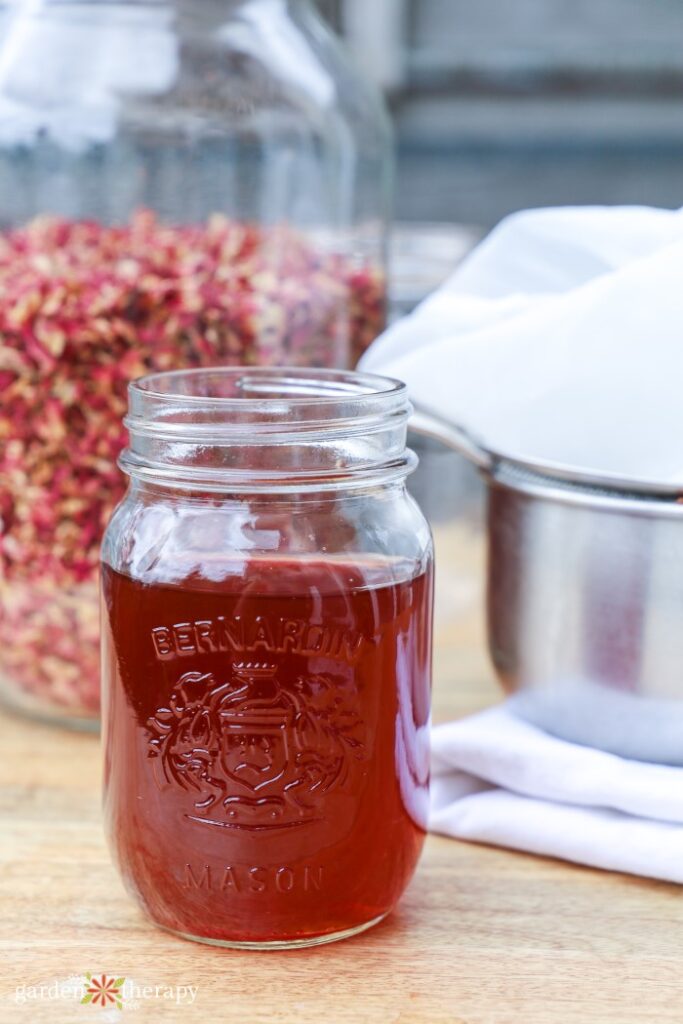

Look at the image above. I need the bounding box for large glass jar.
[101,367,433,948]
[0,0,391,727]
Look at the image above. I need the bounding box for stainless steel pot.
[411,410,683,764]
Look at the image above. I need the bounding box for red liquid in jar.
[102,557,432,945]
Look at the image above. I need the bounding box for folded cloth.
[361,205,683,485]
[430,703,683,883]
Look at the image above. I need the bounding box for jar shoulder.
[101,488,432,584]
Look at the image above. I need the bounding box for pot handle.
[409,407,493,471]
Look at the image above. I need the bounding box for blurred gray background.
[315,0,683,518]
[319,0,683,227]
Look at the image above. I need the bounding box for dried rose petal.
[0,212,386,723]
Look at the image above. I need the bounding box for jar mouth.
[131,367,405,406]
[125,366,409,437]
[121,367,416,492]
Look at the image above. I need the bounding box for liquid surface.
[102,557,433,944]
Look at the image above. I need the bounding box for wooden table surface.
[2,522,683,1024]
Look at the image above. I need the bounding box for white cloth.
[363,205,683,484]
[430,704,683,883]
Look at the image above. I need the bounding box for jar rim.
[121,366,416,492]
[129,366,406,407]
[124,366,411,441]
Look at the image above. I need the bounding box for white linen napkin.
[363,205,683,484]
[430,703,683,883]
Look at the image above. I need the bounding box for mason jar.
[0,0,391,727]
[101,367,433,948]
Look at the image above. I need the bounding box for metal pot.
[411,410,683,765]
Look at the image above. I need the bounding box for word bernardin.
[151,615,364,664]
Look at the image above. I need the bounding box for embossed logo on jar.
[147,662,365,832]
[150,616,365,664]
[183,863,324,894]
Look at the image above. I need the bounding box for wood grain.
[1,522,682,1023]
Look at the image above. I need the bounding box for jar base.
[161,912,388,951]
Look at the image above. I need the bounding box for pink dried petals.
[0,578,100,716]
[0,212,386,721]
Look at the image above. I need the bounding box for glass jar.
[0,0,391,727]
[101,367,433,948]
